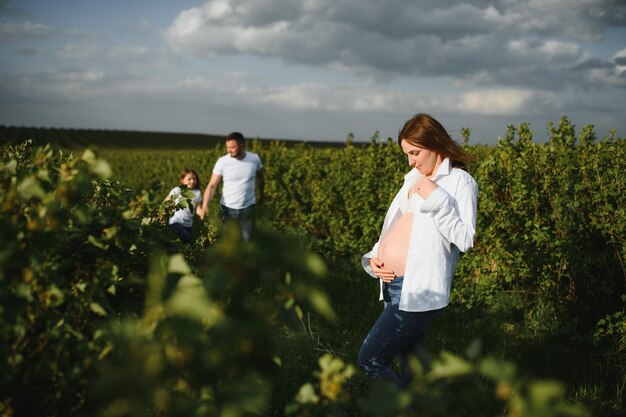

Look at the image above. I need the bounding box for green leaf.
[295,383,319,404]
[528,380,565,405]
[45,285,65,307]
[165,275,223,325]
[81,148,96,164]
[91,159,112,178]
[305,253,327,278]
[168,253,192,275]
[308,289,337,322]
[479,357,517,380]
[294,305,304,320]
[426,351,474,381]
[81,149,112,178]
[87,235,108,250]
[17,176,45,200]
[90,302,108,317]
[464,338,482,360]
[37,168,50,182]
[3,159,17,174]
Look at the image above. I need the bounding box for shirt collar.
[431,157,451,180]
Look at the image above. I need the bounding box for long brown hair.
[398,113,470,168]
[179,168,201,190]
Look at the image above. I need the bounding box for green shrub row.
[99,119,625,410]
[1,138,600,416]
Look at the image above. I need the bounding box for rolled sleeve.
[420,180,477,253]
[362,244,380,278]
[419,186,448,212]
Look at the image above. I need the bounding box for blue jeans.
[220,204,255,242]
[358,277,443,388]
[169,223,192,244]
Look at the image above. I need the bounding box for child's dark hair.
[179,168,201,190]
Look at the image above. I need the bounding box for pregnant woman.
[358,113,478,388]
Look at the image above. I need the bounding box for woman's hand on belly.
[377,212,413,277]
[369,257,397,283]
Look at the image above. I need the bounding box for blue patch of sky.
[590,27,626,60]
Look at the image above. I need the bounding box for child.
[163,168,203,243]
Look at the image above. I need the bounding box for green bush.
[0,141,217,415]
[2,119,624,417]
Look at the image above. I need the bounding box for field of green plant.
[1,118,625,417]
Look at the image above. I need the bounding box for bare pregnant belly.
[378,212,413,277]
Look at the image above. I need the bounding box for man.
[198,132,264,241]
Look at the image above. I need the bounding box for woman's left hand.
[414,177,438,199]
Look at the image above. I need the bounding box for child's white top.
[168,187,202,228]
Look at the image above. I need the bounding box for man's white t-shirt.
[213,151,263,209]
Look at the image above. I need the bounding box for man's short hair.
[226,131,245,146]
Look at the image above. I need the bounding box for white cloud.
[353,93,397,112]
[163,0,626,90]
[587,68,626,87]
[614,47,626,71]
[57,70,106,83]
[205,0,233,20]
[581,47,626,87]
[503,0,621,42]
[456,89,537,115]
[0,63,557,118]
[57,42,103,59]
[54,40,175,69]
[166,7,205,40]
[107,45,152,60]
[506,38,590,69]
[4,70,108,99]
[264,84,322,110]
[1,0,624,142]
[0,21,54,40]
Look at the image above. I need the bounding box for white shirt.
[362,158,478,312]
[168,187,202,228]
[213,151,263,209]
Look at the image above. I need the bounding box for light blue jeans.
[220,204,255,242]
[358,277,443,387]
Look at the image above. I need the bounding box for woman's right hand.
[369,257,396,282]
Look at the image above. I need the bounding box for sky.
[0,0,625,145]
